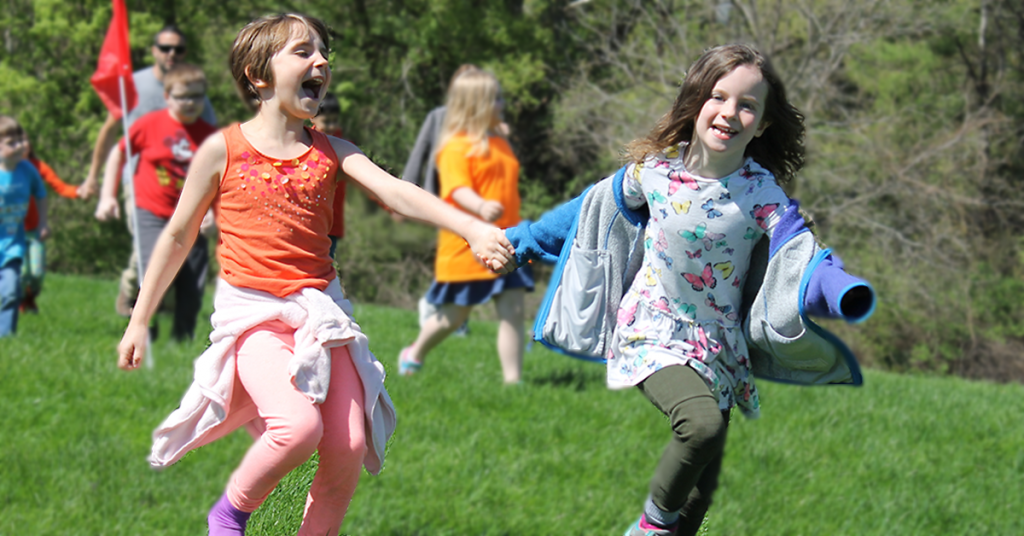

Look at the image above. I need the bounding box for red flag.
[90,0,137,119]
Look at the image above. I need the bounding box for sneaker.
[19,293,38,314]
[397,346,422,376]
[624,514,678,536]
[453,321,470,337]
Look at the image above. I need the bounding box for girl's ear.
[244,65,270,89]
[755,120,771,137]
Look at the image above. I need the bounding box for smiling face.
[260,23,331,120]
[687,64,770,177]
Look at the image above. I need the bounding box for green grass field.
[1,274,1022,535]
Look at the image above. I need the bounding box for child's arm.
[117,134,225,371]
[504,192,585,267]
[330,138,515,272]
[94,144,124,221]
[31,160,79,200]
[451,187,504,223]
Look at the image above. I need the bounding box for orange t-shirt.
[216,123,346,298]
[435,134,520,282]
[24,157,78,231]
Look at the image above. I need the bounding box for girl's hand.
[465,221,516,274]
[478,200,505,223]
[118,322,149,370]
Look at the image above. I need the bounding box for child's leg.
[171,234,208,341]
[226,322,327,513]
[0,260,22,337]
[493,288,525,384]
[21,230,44,303]
[675,445,724,536]
[405,302,472,363]
[298,345,367,536]
[636,364,729,535]
[116,199,139,317]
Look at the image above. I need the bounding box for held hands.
[465,220,517,274]
[117,321,149,371]
[77,180,98,200]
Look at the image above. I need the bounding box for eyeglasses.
[155,44,186,55]
[170,93,204,103]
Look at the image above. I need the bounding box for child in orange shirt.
[398,69,533,384]
[115,14,515,536]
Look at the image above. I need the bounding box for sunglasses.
[155,44,186,55]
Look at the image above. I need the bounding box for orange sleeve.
[31,158,79,199]
[437,138,474,202]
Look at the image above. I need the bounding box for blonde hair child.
[116,14,514,536]
[399,69,531,384]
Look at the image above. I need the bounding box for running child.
[505,44,873,535]
[398,69,533,384]
[0,116,47,337]
[96,62,218,341]
[20,139,85,313]
[116,14,514,536]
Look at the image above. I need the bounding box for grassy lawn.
[1,274,1021,535]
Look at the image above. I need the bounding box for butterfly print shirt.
[610,148,789,418]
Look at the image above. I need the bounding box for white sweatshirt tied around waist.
[149,277,396,474]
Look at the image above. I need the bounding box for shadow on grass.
[529,365,603,391]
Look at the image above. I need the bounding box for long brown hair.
[625,44,805,185]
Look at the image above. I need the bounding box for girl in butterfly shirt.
[115,14,515,536]
[610,45,805,536]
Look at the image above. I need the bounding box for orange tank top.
[216,123,346,298]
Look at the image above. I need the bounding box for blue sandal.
[398,347,422,376]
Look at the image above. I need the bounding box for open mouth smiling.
[301,78,324,100]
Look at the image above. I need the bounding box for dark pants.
[637,365,730,536]
[135,206,208,341]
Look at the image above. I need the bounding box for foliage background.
[1,0,1022,379]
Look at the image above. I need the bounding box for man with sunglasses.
[86,25,217,317]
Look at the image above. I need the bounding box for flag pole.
[118,74,153,369]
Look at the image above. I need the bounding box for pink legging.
[215,320,367,535]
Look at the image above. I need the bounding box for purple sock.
[207,493,251,536]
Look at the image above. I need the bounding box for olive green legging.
[637,365,731,536]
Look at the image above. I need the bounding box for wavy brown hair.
[229,13,331,111]
[625,44,805,185]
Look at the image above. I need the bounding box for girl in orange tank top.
[113,13,516,536]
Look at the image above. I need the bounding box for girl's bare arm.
[331,138,515,271]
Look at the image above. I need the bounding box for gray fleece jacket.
[505,166,875,386]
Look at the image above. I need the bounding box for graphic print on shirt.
[610,148,790,419]
[156,130,196,189]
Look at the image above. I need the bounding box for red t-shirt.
[120,109,217,219]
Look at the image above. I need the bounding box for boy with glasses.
[88,25,217,317]
[0,116,47,337]
[95,64,217,341]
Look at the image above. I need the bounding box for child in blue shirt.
[0,115,47,337]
